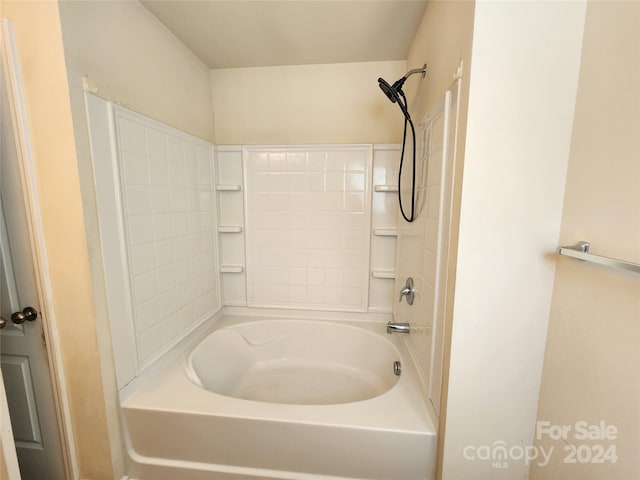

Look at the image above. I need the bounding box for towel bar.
[557,241,640,274]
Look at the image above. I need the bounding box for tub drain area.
[231,359,387,404]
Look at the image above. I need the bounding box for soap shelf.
[373,228,398,237]
[371,270,396,279]
[216,184,242,192]
[220,265,245,273]
[218,226,243,233]
[374,185,399,193]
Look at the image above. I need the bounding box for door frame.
[1,19,77,479]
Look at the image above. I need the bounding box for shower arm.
[403,65,427,80]
[391,64,427,97]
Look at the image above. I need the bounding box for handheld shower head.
[377,65,427,104]
[378,78,399,103]
[376,64,427,223]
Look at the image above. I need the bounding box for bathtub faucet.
[386,322,410,334]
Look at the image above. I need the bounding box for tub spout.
[386,322,410,334]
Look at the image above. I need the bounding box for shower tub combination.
[123,315,437,480]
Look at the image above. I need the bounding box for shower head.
[377,64,427,224]
[378,64,427,104]
[378,78,400,103]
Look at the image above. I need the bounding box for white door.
[0,368,21,480]
[0,20,66,480]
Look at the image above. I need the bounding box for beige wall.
[532,2,640,479]
[58,0,214,143]
[405,0,474,123]
[211,61,406,145]
[404,2,475,478]
[441,1,587,478]
[0,1,114,478]
[0,1,217,478]
[57,1,216,477]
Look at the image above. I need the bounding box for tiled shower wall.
[244,146,372,311]
[88,97,222,389]
[116,111,221,368]
[394,87,458,415]
[216,145,400,314]
[90,97,401,389]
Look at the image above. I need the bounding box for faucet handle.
[398,277,415,305]
[399,287,411,302]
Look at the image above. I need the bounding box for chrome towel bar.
[558,241,640,274]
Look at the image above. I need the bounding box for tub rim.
[122,314,436,435]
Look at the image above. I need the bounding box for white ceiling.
[141,1,428,69]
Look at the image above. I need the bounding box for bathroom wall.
[0,2,115,478]
[86,98,222,389]
[55,1,217,476]
[402,1,475,476]
[441,1,587,478]
[217,144,398,314]
[0,1,218,478]
[210,61,406,145]
[243,146,373,312]
[404,0,475,125]
[532,2,640,479]
[58,0,214,143]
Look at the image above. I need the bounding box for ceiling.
[141,1,428,69]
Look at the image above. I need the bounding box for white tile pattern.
[244,146,372,312]
[394,93,454,415]
[116,112,221,366]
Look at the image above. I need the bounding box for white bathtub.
[186,320,401,405]
[123,316,437,480]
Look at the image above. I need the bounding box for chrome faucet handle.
[398,277,415,305]
[399,287,411,302]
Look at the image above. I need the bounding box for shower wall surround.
[394,84,459,415]
[116,110,221,366]
[244,146,372,311]
[87,95,399,389]
[217,145,399,313]
[87,96,221,389]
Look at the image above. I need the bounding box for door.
[0,20,66,480]
[0,368,21,480]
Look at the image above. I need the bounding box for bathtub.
[123,316,437,480]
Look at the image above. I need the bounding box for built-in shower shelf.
[220,265,245,273]
[374,185,399,193]
[218,226,243,233]
[371,270,396,279]
[216,184,242,191]
[373,228,398,237]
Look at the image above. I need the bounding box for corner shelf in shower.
[373,228,398,237]
[220,265,245,273]
[371,270,396,279]
[217,226,243,233]
[373,185,399,193]
[215,184,242,191]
